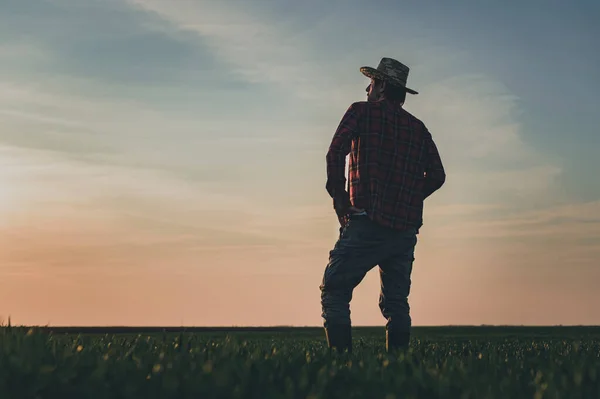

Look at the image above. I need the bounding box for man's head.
[366,78,408,105]
[360,57,417,104]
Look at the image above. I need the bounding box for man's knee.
[386,313,412,331]
[380,295,411,320]
[320,287,352,327]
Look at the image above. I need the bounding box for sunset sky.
[1,0,599,326]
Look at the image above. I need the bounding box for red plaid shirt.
[326,100,446,231]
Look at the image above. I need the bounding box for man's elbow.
[425,169,446,188]
[326,149,347,170]
[438,171,446,189]
[326,148,342,163]
[325,151,333,164]
[425,172,446,198]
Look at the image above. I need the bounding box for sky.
[0,0,599,327]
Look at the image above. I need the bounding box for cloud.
[126,0,326,99]
[428,200,600,242]
[0,79,252,187]
[126,0,563,208]
[408,75,562,205]
[0,143,314,281]
[0,42,48,61]
[0,1,567,259]
[2,1,564,212]
[0,1,574,264]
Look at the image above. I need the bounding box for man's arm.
[423,129,446,199]
[326,103,361,215]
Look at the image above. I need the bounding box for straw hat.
[360,57,418,95]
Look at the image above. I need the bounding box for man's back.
[326,100,446,231]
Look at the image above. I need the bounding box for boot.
[325,324,352,353]
[386,326,410,353]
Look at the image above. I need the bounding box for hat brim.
[360,66,419,95]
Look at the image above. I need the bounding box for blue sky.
[0,0,598,326]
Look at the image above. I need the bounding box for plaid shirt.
[326,100,446,231]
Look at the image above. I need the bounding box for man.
[320,57,446,353]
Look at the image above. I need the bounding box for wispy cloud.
[430,200,600,239]
[0,41,48,61]
[127,0,562,208]
[410,75,562,205]
[126,0,333,101]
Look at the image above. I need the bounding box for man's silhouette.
[320,57,446,353]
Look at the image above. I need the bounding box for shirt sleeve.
[325,102,361,206]
[423,128,446,199]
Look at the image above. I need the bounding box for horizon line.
[5,324,600,329]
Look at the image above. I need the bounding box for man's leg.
[320,217,383,352]
[378,230,417,352]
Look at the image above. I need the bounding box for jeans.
[320,215,418,332]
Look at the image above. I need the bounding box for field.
[1,325,600,399]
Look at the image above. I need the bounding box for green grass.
[1,325,600,398]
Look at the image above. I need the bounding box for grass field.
[1,325,599,398]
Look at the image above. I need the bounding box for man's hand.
[333,196,350,218]
[348,206,365,214]
[333,196,365,226]
[336,207,365,227]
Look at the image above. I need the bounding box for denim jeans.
[320,215,418,332]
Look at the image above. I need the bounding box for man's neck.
[380,97,404,107]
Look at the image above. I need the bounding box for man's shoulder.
[401,108,428,131]
[346,100,380,110]
[349,101,424,120]
[345,101,369,112]
[345,101,395,117]
[344,102,429,130]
